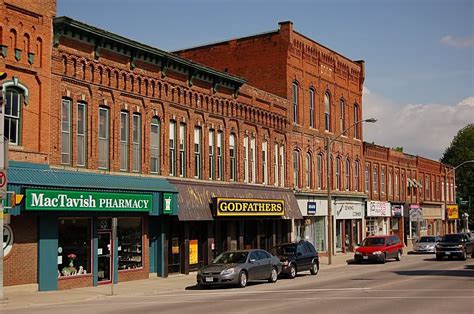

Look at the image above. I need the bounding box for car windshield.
[441,234,465,242]
[419,236,436,243]
[361,238,385,246]
[271,245,296,255]
[213,251,248,264]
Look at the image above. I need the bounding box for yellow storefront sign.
[189,239,198,265]
[447,205,459,219]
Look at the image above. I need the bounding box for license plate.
[363,256,368,260]
[205,277,213,282]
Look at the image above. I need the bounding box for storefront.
[334,198,364,253]
[409,204,425,241]
[365,201,391,237]
[391,204,405,245]
[169,180,302,274]
[421,203,444,236]
[446,204,459,234]
[295,195,328,252]
[5,162,177,291]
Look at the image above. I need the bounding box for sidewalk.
[1,254,350,310]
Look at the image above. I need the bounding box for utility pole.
[0,70,8,301]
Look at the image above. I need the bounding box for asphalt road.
[5,254,474,314]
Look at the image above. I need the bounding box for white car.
[413,236,441,253]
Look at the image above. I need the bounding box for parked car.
[413,236,441,253]
[354,235,403,263]
[435,233,474,261]
[196,249,282,288]
[270,240,319,279]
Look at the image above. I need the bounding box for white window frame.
[293,150,300,188]
[262,140,268,184]
[61,98,71,165]
[274,143,279,187]
[317,154,322,189]
[169,120,176,176]
[194,127,202,179]
[340,99,345,133]
[305,153,311,189]
[365,162,370,192]
[209,129,215,180]
[179,123,186,177]
[243,136,249,183]
[230,133,237,181]
[132,113,141,173]
[381,166,386,195]
[150,117,161,174]
[345,159,350,191]
[292,82,298,124]
[354,160,360,191]
[76,102,87,167]
[373,164,378,193]
[309,88,314,128]
[120,111,129,171]
[250,137,256,183]
[324,92,330,131]
[98,107,109,170]
[5,88,22,145]
[217,131,223,181]
[279,145,285,187]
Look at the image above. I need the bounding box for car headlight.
[220,268,236,275]
[372,251,383,255]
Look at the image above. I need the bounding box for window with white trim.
[61,98,71,165]
[230,133,237,181]
[336,157,341,190]
[373,164,378,193]
[132,114,141,173]
[194,127,202,179]
[381,166,386,195]
[354,104,360,139]
[293,150,300,188]
[345,159,350,191]
[243,136,249,183]
[354,160,360,191]
[98,107,109,170]
[262,140,268,184]
[317,154,323,189]
[309,88,315,128]
[179,123,186,177]
[217,131,223,181]
[365,162,370,192]
[150,117,161,174]
[274,143,279,186]
[120,111,129,171]
[4,88,22,145]
[279,145,285,187]
[169,120,176,176]
[292,82,298,124]
[250,137,256,183]
[208,129,215,180]
[305,153,312,189]
[324,92,331,131]
[340,99,345,133]
[77,103,86,167]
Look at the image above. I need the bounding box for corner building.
[176,21,367,254]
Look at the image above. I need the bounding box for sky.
[57,0,474,160]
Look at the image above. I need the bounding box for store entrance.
[98,232,112,283]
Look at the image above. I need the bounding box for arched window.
[120,110,129,171]
[262,140,268,184]
[305,153,312,189]
[3,80,29,145]
[229,133,237,181]
[292,81,298,124]
[243,135,249,183]
[317,154,323,189]
[336,157,341,190]
[354,160,360,191]
[194,126,202,179]
[324,92,331,131]
[354,104,360,139]
[309,88,315,128]
[345,159,350,191]
[340,99,345,132]
[61,98,71,165]
[150,117,161,174]
[132,113,141,173]
[293,150,300,188]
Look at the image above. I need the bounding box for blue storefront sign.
[307,202,317,215]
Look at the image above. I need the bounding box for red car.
[354,235,403,263]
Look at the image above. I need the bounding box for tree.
[441,124,474,227]
[392,146,404,152]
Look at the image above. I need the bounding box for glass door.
[98,232,112,283]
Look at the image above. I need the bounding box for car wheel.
[461,250,467,261]
[396,250,402,261]
[380,253,386,264]
[238,271,247,288]
[310,261,319,275]
[268,267,278,283]
[288,264,297,279]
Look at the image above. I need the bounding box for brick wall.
[4,215,38,286]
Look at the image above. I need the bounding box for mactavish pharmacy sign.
[25,189,153,212]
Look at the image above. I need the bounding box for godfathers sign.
[25,189,153,212]
[216,198,285,217]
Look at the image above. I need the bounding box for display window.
[58,218,91,278]
[118,217,143,270]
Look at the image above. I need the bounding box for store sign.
[391,205,404,217]
[367,201,391,217]
[25,189,153,212]
[307,202,317,215]
[163,193,173,214]
[215,198,285,216]
[189,239,198,265]
[447,205,459,219]
[335,202,364,220]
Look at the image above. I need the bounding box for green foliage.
[392,146,404,152]
[441,124,474,222]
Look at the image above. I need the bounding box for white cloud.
[440,35,474,48]
[363,91,474,160]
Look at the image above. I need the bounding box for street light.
[444,160,474,233]
[326,118,377,265]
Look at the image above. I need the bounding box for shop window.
[118,217,143,270]
[179,123,186,177]
[58,218,91,277]
[120,111,129,171]
[77,102,87,167]
[169,120,176,176]
[132,113,141,173]
[61,98,71,165]
[98,107,109,170]
[150,117,161,174]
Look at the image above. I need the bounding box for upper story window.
[243,136,249,183]
[381,166,386,195]
[61,98,71,165]
[274,143,279,187]
[354,160,360,191]
[150,117,161,174]
[293,150,300,188]
[179,123,186,177]
[317,154,323,189]
[169,120,176,176]
[324,92,331,131]
[98,107,109,170]
[229,133,237,181]
[194,126,202,179]
[395,170,399,197]
[305,153,312,189]
[292,82,298,124]
[340,99,345,133]
[208,129,215,180]
[425,174,430,199]
[335,157,341,190]
[119,111,129,171]
[388,170,393,196]
[132,114,141,173]
[4,82,28,146]
[217,131,223,181]
[309,88,315,128]
[373,164,378,193]
[250,137,256,183]
[345,159,350,191]
[279,145,285,187]
[365,162,370,192]
[354,104,360,139]
[77,103,87,167]
[262,141,268,184]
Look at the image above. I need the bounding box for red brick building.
[176,21,367,254]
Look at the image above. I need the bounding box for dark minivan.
[271,240,319,279]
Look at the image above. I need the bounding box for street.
[3,254,473,314]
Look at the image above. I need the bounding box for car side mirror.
[249,258,256,263]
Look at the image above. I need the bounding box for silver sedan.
[197,249,282,288]
[413,236,441,253]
